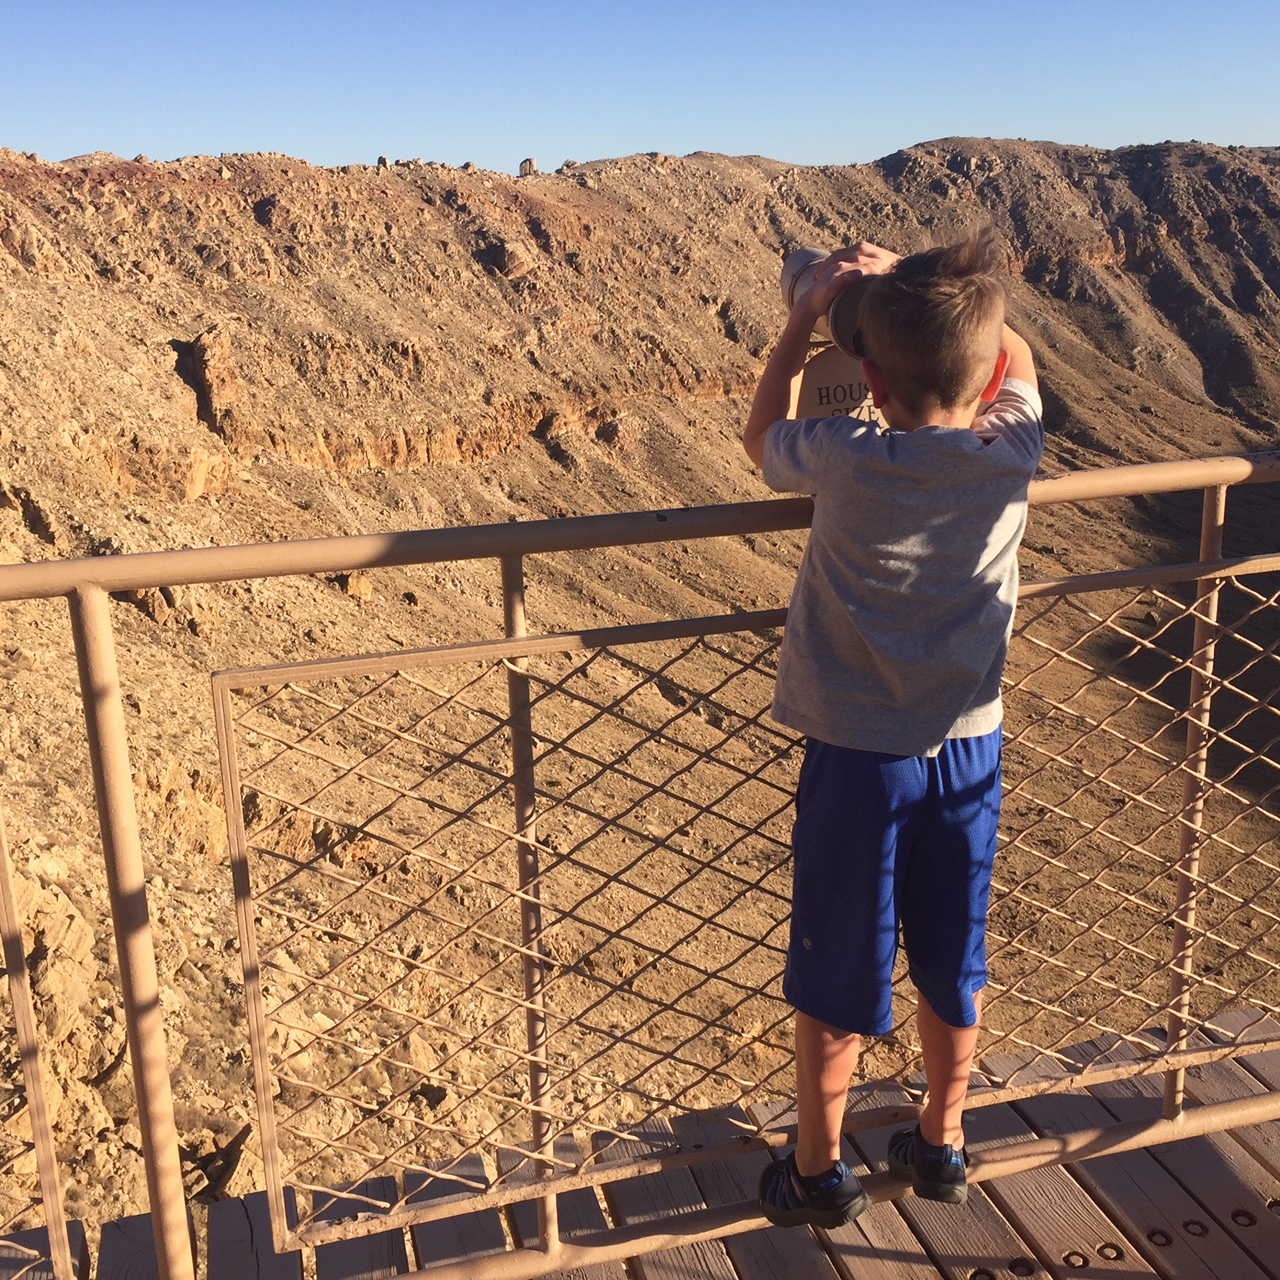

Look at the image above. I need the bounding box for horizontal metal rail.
[0,451,1277,601]
[1019,549,1280,599]
[213,607,790,688]
[351,1089,1280,1280]
[285,1030,1280,1245]
[0,501,812,601]
[210,547,1280,694]
[1027,450,1280,504]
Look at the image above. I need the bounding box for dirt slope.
[0,136,1278,1225]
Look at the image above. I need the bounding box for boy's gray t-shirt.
[763,378,1044,757]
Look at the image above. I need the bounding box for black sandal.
[758,1151,871,1228]
[886,1124,969,1204]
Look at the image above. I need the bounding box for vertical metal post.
[500,555,559,1255]
[0,809,76,1280]
[212,678,293,1252]
[1164,486,1227,1118]
[67,587,194,1280]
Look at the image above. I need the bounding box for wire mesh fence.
[0,814,78,1280]
[213,559,1280,1248]
[0,461,1276,1277]
[992,573,1280,1069]
[216,619,804,1239]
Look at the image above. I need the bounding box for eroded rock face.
[0,137,1278,1235]
[183,323,262,452]
[1,140,1277,495]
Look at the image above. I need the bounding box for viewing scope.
[781,247,870,358]
[779,247,882,424]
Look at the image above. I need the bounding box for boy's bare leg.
[916,990,982,1149]
[794,1010,862,1175]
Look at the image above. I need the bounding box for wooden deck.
[10,1030,1280,1280]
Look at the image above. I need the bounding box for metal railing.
[0,450,1277,1280]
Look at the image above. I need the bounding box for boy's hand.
[828,241,900,275]
[743,241,900,469]
[792,241,901,328]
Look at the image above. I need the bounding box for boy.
[743,230,1043,1226]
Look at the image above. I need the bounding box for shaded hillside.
[0,137,1278,1225]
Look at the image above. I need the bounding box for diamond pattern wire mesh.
[990,573,1280,1073]
[0,1041,48,1257]
[0,817,76,1280]
[220,627,805,1238]
[217,566,1280,1244]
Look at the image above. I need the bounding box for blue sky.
[4,0,1277,173]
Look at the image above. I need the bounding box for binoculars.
[781,247,868,358]
[780,248,880,423]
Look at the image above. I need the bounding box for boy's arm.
[976,323,1043,462]
[1001,324,1037,394]
[743,242,900,470]
[742,310,812,468]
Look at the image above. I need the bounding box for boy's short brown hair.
[858,228,1006,414]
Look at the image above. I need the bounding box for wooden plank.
[963,1100,1159,1278]
[836,1080,1047,1280]
[986,1048,1272,1280]
[207,1192,302,1280]
[594,1118,738,1280]
[823,1137,947,1280]
[670,1109,841,1280]
[496,1136,626,1280]
[1172,1033,1280,1181]
[748,1098,943,1280]
[849,1117,1046,1280]
[1210,1011,1280,1093]
[404,1155,505,1267]
[1201,1008,1279,1048]
[1064,1038,1280,1278]
[0,1223,89,1280]
[313,1178,408,1280]
[97,1212,194,1280]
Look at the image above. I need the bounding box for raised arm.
[743,242,900,469]
[1001,324,1037,394]
[742,310,812,469]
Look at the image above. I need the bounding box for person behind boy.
[742,230,1043,1227]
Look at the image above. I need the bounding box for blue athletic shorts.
[782,729,1002,1036]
